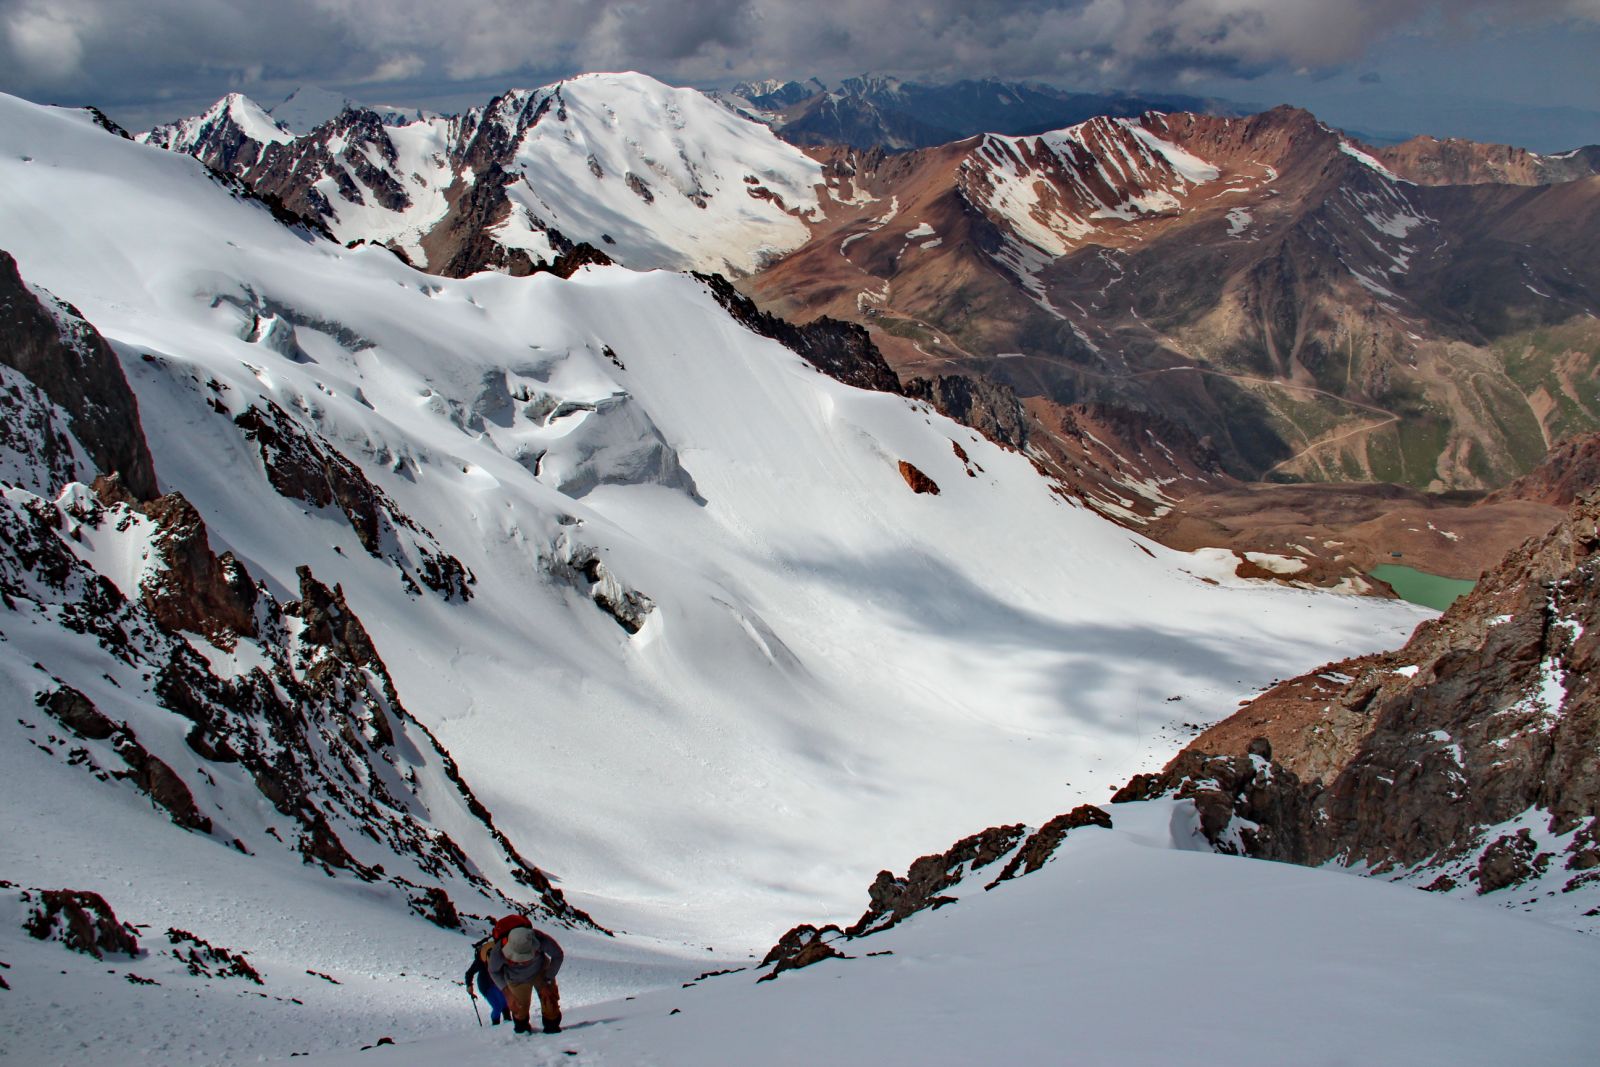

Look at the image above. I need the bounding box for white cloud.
[4,2,90,82]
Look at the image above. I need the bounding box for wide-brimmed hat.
[503,926,537,963]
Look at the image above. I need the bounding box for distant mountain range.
[745,106,1600,512]
[138,72,1600,564]
[715,75,1240,151]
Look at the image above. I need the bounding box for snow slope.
[205,803,1600,1065]
[500,73,824,273]
[0,90,1434,947]
[0,92,1516,1063]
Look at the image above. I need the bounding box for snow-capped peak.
[139,71,825,276]
[140,91,294,152]
[497,71,825,273]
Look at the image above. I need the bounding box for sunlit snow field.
[4,90,1594,1066]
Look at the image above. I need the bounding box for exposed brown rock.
[23,888,140,959]
[234,401,382,551]
[0,249,159,499]
[697,271,903,394]
[138,491,259,647]
[898,460,940,495]
[1486,432,1600,508]
[538,242,614,279]
[757,923,848,981]
[165,927,262,983]
[848,823,1027,936]
[987,805,1113,885]
[422,165,551,278]
[1376,137,1600,187]
[234,400,473,601]
[1122,490,1600,901]
[36,686,212,834]
[1476,830,1545,894]
[904,374,1028,450]
[37,685,116,740]
[412,886,462,929]
[1,423,597,932]
[759,805,1111,980]
[1112,743,1316,862]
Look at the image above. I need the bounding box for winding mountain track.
[1127,364,1402,475]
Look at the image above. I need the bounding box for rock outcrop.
[1486,431,1600,508]
[0,290,596,932]
[0,249,158,500]
[135,490,260,647]
[697,272,902,394]
[897,460,940,495]
[37,686,212,834]
[1120,491,1600,920]
[759,806,1111,979]
[233,400,474,601]
[1376,137,1600,187]
[903,375,1028,450]
[19,887,141,959]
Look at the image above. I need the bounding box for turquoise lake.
[1369,563,1476,612]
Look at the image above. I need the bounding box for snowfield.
[295,803,1600,1067]
[2,91,1593,1064]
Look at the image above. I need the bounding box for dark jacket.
[488,929,564,989]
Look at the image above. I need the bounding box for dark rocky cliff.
[0,249,159,500]
[1117,490,1600,911]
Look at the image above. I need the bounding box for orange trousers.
[505,976,561,1029]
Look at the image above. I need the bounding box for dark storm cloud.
[3,0,1598,115]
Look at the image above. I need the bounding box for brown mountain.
[1375,136,1600,186]
[748,107,1600,511]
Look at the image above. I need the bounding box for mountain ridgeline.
[718,75,1234,151]
[144,75,1600,514]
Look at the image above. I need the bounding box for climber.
[486,914,565,1035]
[465,934,509,1025]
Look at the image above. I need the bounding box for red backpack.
[491,914,532,944]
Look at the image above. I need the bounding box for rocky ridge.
[1115,490,1600,927]
[0,250,158,501]
[0,252,597,935]
[141,73,823,278]
[758,805,1113,980]
[1375,136,1600,186]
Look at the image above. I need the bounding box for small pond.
[1369,563,1476,612]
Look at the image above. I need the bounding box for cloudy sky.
[3,0,1598,149]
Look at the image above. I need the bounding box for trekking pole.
[468,984,483,1027]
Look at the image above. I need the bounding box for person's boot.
[513,1019,531,1034]
[542,1018,562,1034]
